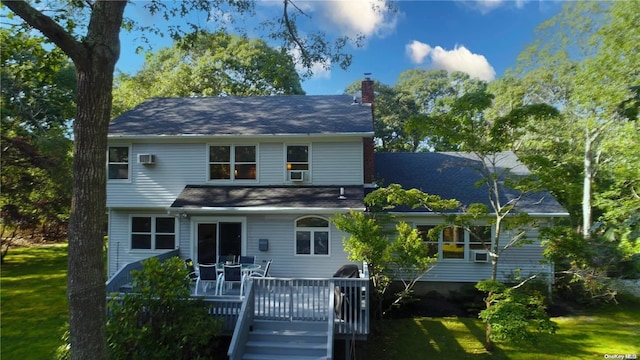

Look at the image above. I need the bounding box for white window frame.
[130,215,177,251]
[285,144,311,181]
[416,223,492,262]
[207,144,258,182]
[294,216,330,257]
[107,145,131,181]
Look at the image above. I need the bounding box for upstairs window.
[295,216,329,256]
[108,146,129,180]
[286,145,309,171]
[131,216,176,250]
[209,145,256,180]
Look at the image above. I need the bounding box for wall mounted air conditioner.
[471,250,489,263]
[288,170,305,182]
[138,154,156,165]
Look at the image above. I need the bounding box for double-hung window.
[209,145,256,181]
[131,216,176,250]
[108,146,129,180]
[286,145,309,171]
[295,216,329,256]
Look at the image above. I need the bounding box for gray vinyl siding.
[244,214,354,278]
[107,143,206,208]
[107,140,364,208]
[311,142,363,185]
[258,142,285,184]
[108,211,357,278]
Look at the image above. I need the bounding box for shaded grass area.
[1,244,69,360]
[357,297,640,360]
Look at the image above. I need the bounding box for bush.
[107,257,222,360]
[476,279,557,346]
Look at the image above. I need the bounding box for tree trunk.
[65,3,126,359]
[485,322,494,352]
[583,128,593,238]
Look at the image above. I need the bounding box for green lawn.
[2,245,639,360]
[360,297,640,359]
[1,244,69,360]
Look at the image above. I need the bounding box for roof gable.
[374,151,567,215]
[109,95,374,137]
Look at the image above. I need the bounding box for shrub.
[107,257,222,360]
[476,279,557,347]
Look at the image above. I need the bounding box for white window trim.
[107,144,131,182]
[129,215,178,251]
[284,143,311,182]
[294,215,330,257]
[207,144,259,183]
[416,223,492,262]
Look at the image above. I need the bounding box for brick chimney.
[361,75,374,105]
[362,74,375,185]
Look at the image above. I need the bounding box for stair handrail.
[326,280,335,359]
[227,280,254,360]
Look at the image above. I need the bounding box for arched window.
[295,216,329,256]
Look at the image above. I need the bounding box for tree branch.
[1,0,87,65]
[283,0,309,64]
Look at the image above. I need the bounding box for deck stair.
[241,319,330,360]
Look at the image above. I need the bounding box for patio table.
[216,263,261,276]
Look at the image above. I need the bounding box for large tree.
[507,1,639,239]
[1,28,75,260]
[396,69,487,151]
[112,31,305,116]
[1,1,372,358]
[433,89,559,351]
[345,79,421,152]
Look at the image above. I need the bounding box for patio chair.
[249,259,272,277]
[215,264,246,296]
[195,263,217,295]
[238,255,255,265]
[218,255,236,264]
[184,258,198,282]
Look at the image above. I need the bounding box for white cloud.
[460,0,529,14]
[406,40,432,64]
[288,47,332,80]
[405,41,496,81]
[314,0,399,38]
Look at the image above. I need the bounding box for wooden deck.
[106,254,370,339]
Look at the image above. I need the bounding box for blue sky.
[116,1,564,95]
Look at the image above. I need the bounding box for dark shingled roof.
[374,151,567,215]
[171,185,365,210]
[109,96,374,137]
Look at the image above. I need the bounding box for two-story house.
[106,78,567,285]
[106,79,377,280]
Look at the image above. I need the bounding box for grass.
[1,244,69,360]
[359,297,640,359]
[2,245,639,360]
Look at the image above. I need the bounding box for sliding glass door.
[196,221,242,264]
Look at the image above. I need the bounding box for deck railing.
[227,282,255,360]
[106,258,370,341]
[250,276,369,337]
[105,250,179,293]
